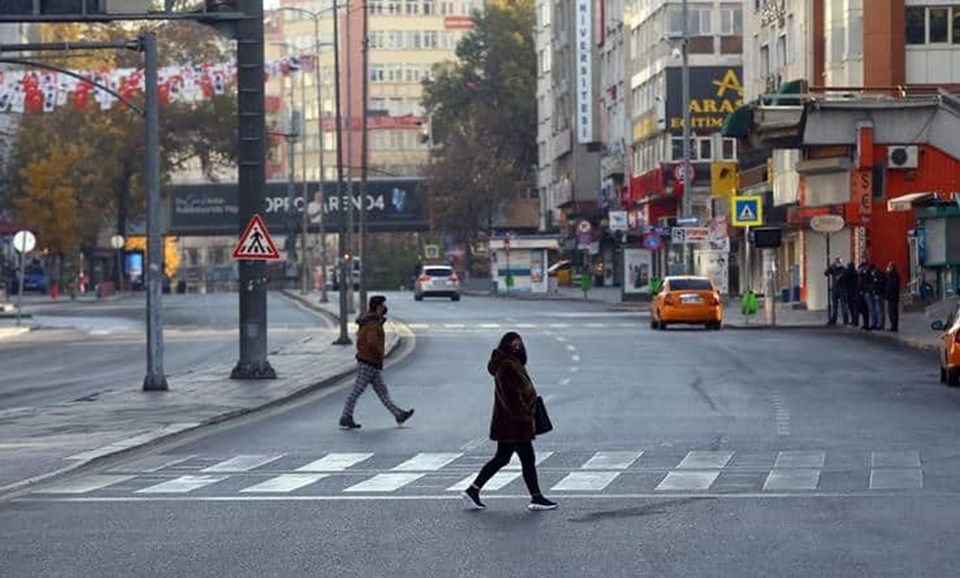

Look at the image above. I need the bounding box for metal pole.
[300,45,311,295]
[826,232,832,322]
[358,0,369,313]
[142,33,168,390]
[16,248,23,327]
[316,15,329,303]
[286,72,297,285]
[332,0,352,345]
[680,0,692,275]
[344,0,355,315]
[232,0,276,378]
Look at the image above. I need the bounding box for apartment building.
[624,0,743,278]
[731,0,960,310]
[265,0,478,183]
[535,0,553,231]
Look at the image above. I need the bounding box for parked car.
[6,263,47,295]
[931,303,960,385]
[650,276,723,330]
[414,265,461,301]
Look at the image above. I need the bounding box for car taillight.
[710,293,720,305]
[664,294,676,305]
[418,274,429,282]
[448,274,459,282]
[954,332,960,344]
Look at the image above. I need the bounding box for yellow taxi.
[931,303,960,386]
[651,276,723,330]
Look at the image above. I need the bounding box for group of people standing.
[825,260,901,332]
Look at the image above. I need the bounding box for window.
[666,4,711,36]
[777,34,787,69]
[698,138,712,161]
[722,138,737,160]
[369,65,385,82]
[439,1,454,15]
[720,6,742,35]
[906,7,925,44]
[405,0,419,14]
[671,136,714,161]
[954,7,960,43]
[422,0,434,15]
[423,31,438,48]
[931,7,949,43]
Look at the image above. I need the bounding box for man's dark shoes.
[461,486,486,510]
[339,417,361,430]
[396,408,415,425]
[528,495,557,511]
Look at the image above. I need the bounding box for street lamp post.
[680,0,692,275]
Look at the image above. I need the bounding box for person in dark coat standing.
[841,262,857,325]
[461,332,557,511]
[824,258,845,325]
[885,262,901,332]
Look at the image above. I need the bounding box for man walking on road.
[339,295,414,430]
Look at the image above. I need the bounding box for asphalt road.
[0,292,331,408]
[4,291,960,577]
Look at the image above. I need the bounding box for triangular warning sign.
[233,214,281,260]
[737,202,756,222]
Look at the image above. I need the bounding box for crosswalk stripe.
[871,450,921,469]
[442,323,466,329]
[478,323,501,329]
[408,323,430,329]
[504,451,553,470]
[295,453,373,472]
[869,469,923,490]
[136,475,225,494]
[655,471,720,491]
[391,453,462,471]
[763,469,821,491]
[109,455,195,473]
[551,471,620,491]
[343,473,424,492]
[34,475,135,494]
[446,472,521,492]
[240,474,328,493]
[201,454,285,473]
[774,451,825,469]
[515,323,536,328]
[581,451,643,470]
[676,451,733,470]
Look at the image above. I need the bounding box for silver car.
[414,265,461,301]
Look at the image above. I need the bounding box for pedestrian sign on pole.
[731,195,763,227]
[233,214,281,260]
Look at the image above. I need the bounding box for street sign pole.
[16,247,24,327]
[231,0,276,379]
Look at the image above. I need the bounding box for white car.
[414,265,461,301]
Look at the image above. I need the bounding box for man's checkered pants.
[340,362,402,420]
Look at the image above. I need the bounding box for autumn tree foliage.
[6,21,237,265]
[420,0,537,254]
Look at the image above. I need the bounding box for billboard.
[168,178,428,235]
[665,67,744,135]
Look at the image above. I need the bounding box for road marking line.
[391,453,462,471]
[676,451,734,470]
[478,323,501,329]
[571,355,580,362]
[343,473,424,492]
[763,469,821,491]
[515,323,536,329]
[442,323,466,329]
[774,451,825,469]
[407,323,430,329]
[565,345,576,352]
[581,451,643,470]
[201,454,285,473]
[136,475,225,494]
[656,471,720,491]
[870,469,923,490]
[240,474,328,493]
[551,471,620,491]
[295,453,373,472]
[504,451,554,470]
[558,377,571,385]
[871,451,921,469]
[33,475,135,495]
[584,323,605,328]
[551,324,570,329]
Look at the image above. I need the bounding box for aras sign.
[665,67,744,134]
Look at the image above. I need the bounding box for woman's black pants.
[472,441,542,496]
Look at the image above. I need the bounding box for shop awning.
[721,100,754,138]
[771,79,805,106]
[887,192,937,212]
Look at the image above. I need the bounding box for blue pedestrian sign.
[731,195,763,227]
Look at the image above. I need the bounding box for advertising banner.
[665,67,744,135]
[623,248,653,294]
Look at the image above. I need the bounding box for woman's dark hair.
[497,331,527,365]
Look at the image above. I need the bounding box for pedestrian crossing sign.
[731,195,763,227]
[233,214,281,260]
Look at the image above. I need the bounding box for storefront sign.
[575,0,593,143]
[665,67,744,135]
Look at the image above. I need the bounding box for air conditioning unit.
[887,145,919,169]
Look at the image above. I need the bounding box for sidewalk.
[463,281,647,310]
[0,290,408,497]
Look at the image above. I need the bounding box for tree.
[7,21,238,268]
[421,0,537,255]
